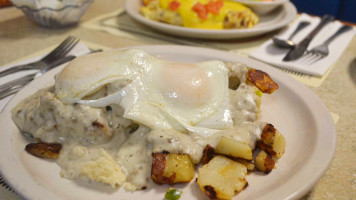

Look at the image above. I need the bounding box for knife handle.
[307,15,334,40]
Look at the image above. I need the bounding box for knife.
[0,55,76,100]
[283,15,335,61]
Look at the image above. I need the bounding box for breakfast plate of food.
[0,45,335,200]
[125,0,297,39]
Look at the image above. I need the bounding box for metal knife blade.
[283,15,334,61]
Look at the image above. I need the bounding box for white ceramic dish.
[0,45,336,200]
[11,0,94,28]
[125,0,297,39]
[232,0,289,15]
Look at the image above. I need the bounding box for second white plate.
[125,0,297,39]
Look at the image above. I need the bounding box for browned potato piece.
[215,137,253,161]
[255,150,275,174]
[261,123,276,146]
[258,124,286,158]
[247,68,279,94]
[233,158,255,172]
[197,155,248,200]
[25,142,62,159]
[151,153,195,185]
[203,144,254,172]
[202,144,215,165]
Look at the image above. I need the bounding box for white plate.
[0,45,336,200]
[125,0,297,39]
[232,0,289,15]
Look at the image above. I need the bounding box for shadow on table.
[348,58,356,88]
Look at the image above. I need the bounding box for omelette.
[140,0,259,29]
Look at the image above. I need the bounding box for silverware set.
[273,15,352,63]
[0,36,79,100]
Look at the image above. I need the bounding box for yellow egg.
[159,0,250,29]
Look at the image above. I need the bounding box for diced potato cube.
[233,158,255,172]
[151,153,195,185]
[197,155,248,200]
[255,150,275,174]
[246,68,279,94]
[259,124,286,158]
[215,137,253,160]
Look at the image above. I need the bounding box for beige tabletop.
[0,0,355,199]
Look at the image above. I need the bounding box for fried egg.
[55,49,233,137]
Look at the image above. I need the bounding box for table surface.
[0,1,355,200]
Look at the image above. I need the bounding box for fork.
[0,55,76,100]
[0,48,103,100]
[306,25,352,59]
[0,36,79,78]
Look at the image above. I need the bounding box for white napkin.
[249,13,356,77]
[0,42,90,111]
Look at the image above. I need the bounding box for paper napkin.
[249,13,356,77]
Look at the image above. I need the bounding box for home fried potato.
[258,124,286,158]
[197,155,248,200]
[201,144,215,164]
[151,153,195,185]
[255,150,275,174]
[215,137,253,160]
[202,144,254,172]
[233,158,255,172]
[247,68,279,94]
[25,142,62,159]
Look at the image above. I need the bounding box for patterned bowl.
[11,0,94,28]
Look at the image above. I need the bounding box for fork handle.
[0,66,28,78]
[306,15,334,41]
[323,25,353,46]
[0,60,43,78]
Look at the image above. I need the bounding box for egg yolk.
[159,0,249,29]
[156,63,212,110]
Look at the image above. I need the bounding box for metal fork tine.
[299,51,323,65]
[51,37,76,57]
[53,37,79,58]
[297,52,311,62]
[41,36,74,60]
[42,36,79,63]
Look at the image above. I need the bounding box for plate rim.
[0,45,336,200]
[124,0,297,39]
[232,0,289,6]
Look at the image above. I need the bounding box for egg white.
[55,49,234,137]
